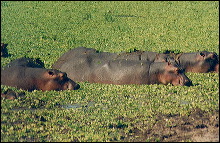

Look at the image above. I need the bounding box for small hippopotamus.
[53,51,192,86]
[1,43,9,57]
[1,89,25,100]
[1,57,80,91]
[175,51,219,73]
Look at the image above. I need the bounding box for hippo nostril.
[185,80,193,86]
[74,84,80,90]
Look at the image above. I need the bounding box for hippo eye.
[48,71,54,75]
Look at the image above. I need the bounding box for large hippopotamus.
[52,50,192,86]
[1,57,80,91]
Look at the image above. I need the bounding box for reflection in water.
[62,101,95,109]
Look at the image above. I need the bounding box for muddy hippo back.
[5,57,45,68]
[115,50,170,62]
[1,57,80,91]
[56,51,118,82]
[52,47,97,69]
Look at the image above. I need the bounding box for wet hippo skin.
[86,60,192,86]
[1,57,80,91]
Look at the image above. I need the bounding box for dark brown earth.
[122,108,219,142]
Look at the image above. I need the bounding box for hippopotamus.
[173,51,219,73]
[53,51,192,86]
[1,57,80,91]
[116,49,219,73]
[1,89,25,100]
[1,43,9,57]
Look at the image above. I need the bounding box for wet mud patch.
[122,108,219,142]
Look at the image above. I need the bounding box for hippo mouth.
[171,75,193,86]
[184,80,193,86]
[67,81,80,90]
[62,80,80,90]
[72,84,80,90]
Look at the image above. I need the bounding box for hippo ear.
[210,53,218,60]
[58,72,67,78]
[47,70,55,77]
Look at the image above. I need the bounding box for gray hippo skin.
[53,49,192,86]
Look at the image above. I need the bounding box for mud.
[122,108,219,142]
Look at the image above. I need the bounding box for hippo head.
[157,62,192,86]
[180,51,219,73]
[197,51,219,72]
[40,69,80,91]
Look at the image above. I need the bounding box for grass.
[1,1,219,142]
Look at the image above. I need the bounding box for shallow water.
[61,101,96,109]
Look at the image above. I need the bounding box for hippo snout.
[66,80,80,90]
[73,83,80,90]
[184,80,193,86]
[181,75,193,86]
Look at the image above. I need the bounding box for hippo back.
[87,59,152,85]
[4,57,44,68]
[58,52,118,82]
[52,47,97,69]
